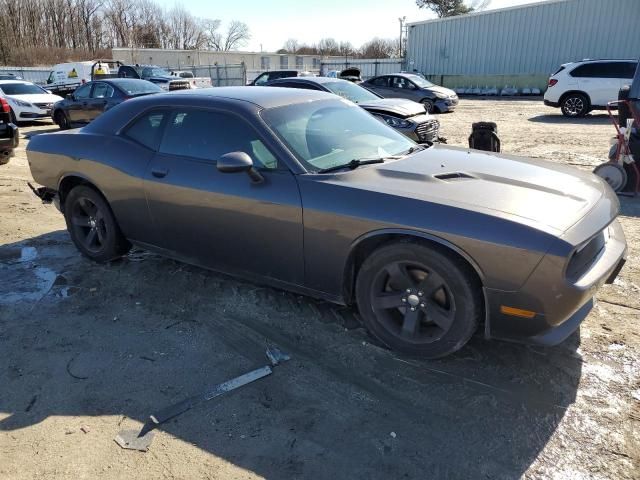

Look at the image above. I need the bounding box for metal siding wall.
[407,0,640,76]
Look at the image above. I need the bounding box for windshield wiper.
[317,157,387,174]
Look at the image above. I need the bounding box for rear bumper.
[486,219,627,346]
[544,99,560,108]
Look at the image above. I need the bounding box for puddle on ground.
[0,246,58,304]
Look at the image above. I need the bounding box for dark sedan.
[363,73,458,113]
[27,87,626,358]
[52,78,163,129]
[266,76,440,143]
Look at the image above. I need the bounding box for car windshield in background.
[116,80,164,96]
[142,67,171,77]
[323,81,379,104]
[407,75,435,88]
[0,83,47,95]
[178,72,194,78]
[262,98,416,172]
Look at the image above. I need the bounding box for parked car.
[544,59,638,117]
[52,78,163,129]
[117,64,192,91]
[45,60,113,96]
[0,80,63,125]
[169,70,212,89]
[0,73,22,80]
[325,67,362,83]
[0,96,18,164]
[266,76,440,143]
[26,87,626,358]
[363,73,458,113]
[250,70,315,86]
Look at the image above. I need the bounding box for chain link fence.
[169,64,246,86]
[0,67,51,85]
[320,59,405,80]
[0,64,247,88]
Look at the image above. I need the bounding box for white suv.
[544,59,638,117]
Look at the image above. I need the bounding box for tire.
[63,185,130,262]
[9,108,19,125]
[0,152,9,165]
[355,242,481,358]
[54,110,69,130]
[421,98,435,113]
[561,93,589,118]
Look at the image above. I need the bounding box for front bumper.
[486,219,627,346]
[400,115,440,143]
[435,96,458,113]
[19,109,51,119]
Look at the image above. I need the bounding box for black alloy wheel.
[64,186,130,262]
[356,243,480,358]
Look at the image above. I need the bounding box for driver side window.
[73,83,91,99]
[159,109,278,169]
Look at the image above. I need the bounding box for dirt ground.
[1,98,639,480]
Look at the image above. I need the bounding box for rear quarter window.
[124,110,167,150]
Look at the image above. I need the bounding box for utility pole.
[398,16,406,58]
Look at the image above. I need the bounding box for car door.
[143,107,304,284]
[65,83,92,123]
[386,76,418,100]
[366,76,391,97]
[572,62,621,106]
[84,82,115,121]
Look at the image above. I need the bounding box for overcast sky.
[154,0,554,52]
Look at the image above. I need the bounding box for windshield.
[142,67,171,77]
[115,79,164,95]
[406,75,434,88]
[324,81,379,104]
[0,82,47,95]
[262,98,416,172]
[178,72,194,78]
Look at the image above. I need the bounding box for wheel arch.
[559,90,591,107]
[57,174,108,212]
[342,229,486,305]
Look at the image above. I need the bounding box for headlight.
[378,114,412,129]
[10,98,32,107]
[159,83,170,91]
[434,93,448,99]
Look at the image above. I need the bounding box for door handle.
[151,168,169,178]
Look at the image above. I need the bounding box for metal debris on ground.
[114,347,291,452]
[114,429,156,452]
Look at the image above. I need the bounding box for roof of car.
[167,86,335,108]
[269,76,346,85]
[92,78,153,84]
[0,80,32,84]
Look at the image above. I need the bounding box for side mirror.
[217,151,263,183]
[66,94,74,100]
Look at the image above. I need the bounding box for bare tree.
[416,0,490,17]
[221,20,250,51]
[283,38,299,53]
[359,38,397,59]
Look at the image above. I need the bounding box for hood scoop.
[434,172,475,181]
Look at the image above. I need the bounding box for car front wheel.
[421,99,435,113]
[356,242,481,358]
[561,93,589,117]
[54,110,70,129]
[64,186,130,262]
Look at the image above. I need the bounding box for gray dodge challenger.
[26,87,627,358]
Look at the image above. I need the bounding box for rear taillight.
[0,97,9,113]
[548,79,558,87]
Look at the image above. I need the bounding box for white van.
[45,61,111,95]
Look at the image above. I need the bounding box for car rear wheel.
[64,186,130,262]
[9,108,19,125]
[561,93,589,117]
[356,243,481,358]
[421,99,435,113]
[54,110,69,130]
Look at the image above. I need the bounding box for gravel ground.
[0,98,639,480]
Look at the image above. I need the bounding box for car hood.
[326,145,607,234]
[8,93,63,104]
[428,85,456,97]
[357,98,427,118]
